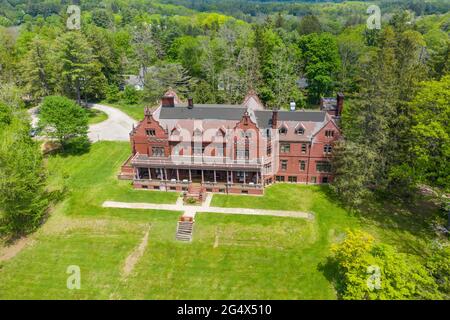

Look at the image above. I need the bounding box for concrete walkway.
[103,195,313,220]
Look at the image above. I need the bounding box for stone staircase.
[187,184,202,196]
[176,217,194,242]
[186,184,205,202]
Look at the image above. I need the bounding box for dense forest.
[0,0,449,300]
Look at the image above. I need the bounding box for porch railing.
[134,179,263,189]
[131,154,265,170]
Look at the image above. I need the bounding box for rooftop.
[159,105,247,121]
[254,110,326,128]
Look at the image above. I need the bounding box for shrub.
[327,230,443,300]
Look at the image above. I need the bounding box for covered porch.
[135,167,263,185]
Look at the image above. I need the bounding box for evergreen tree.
[298,15,322,35]
[331,141,377,207]
[333,24,430,203]
[0,108,48,238]
[20,37,54,101]
[143,63,194,104]
[57,31,105,105]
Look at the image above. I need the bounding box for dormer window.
[146,129,156,136]
[295,127,305,135]
[279,126,287,135]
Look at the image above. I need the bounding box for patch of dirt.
[0,237,34,262]
[122,224,152,277]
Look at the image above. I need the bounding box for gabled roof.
[159,105,246,121]
[148,89,335,142]
[254,110,326,128]
[242,90,265,110]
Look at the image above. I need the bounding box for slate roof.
[154,106,329,142]
[159,105,246,121]
[254,110,326,128]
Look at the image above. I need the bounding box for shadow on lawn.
[317,256,343,299]
[44,137,91,157]
[320,185,439,257]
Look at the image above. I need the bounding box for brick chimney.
[161,96,175,108]
[336,93,344,117]
[271,109,278,129]
[188,97,194,109]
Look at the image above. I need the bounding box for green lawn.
[86,108,108,125]
[99,101,145,121]
[46,142,179,215]
[0,141,437,299]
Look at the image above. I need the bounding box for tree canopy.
[38,96,89,149]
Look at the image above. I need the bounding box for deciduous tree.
[329,230,443,300]
[38,96,89,149]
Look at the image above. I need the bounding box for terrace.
[130,153,266,170]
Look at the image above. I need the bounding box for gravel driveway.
[88,104,138,142]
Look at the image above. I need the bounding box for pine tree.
[331,140,377,207]
[20,37,54,101]
[333,24,430,203]
[57,31,105,105]
[0,109,48,238]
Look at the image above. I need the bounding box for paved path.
[28,104,138,142]
[28,107,39,128]
[102,197,313,220]
[88,104,138,142]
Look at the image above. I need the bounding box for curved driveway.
[88,104,138,142]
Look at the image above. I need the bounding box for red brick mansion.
[120,90,343,195]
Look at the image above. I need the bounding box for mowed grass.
[86,108,108,125]
[99,101,145,121]
[46,142,179,216]
[119,212,339,299]
[0,212,181,299]
[0,142,436,299]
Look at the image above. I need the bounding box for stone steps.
[186,184,205,202]
[176,221,194,242]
